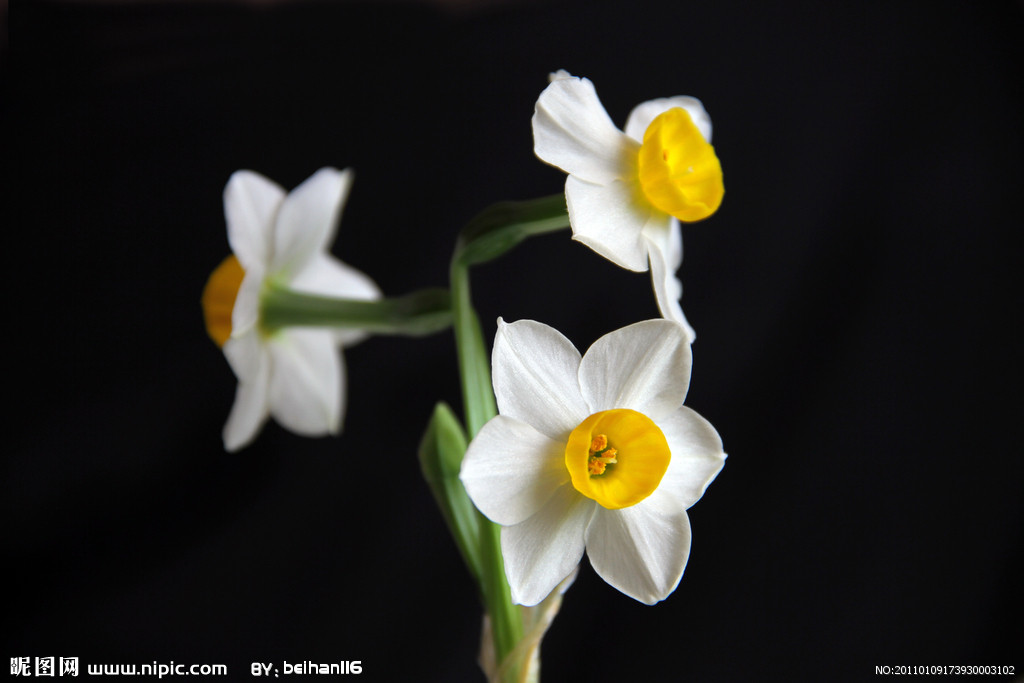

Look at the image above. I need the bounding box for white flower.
[460,318,726,605]
[532,71,724,339]
[201,167,381,451]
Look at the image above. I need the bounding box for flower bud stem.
[260,285,452,336]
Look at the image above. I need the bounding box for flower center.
[637,107,724,222]
[564,409,671,510]
[201,255,245,348]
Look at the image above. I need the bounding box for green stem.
[261,285,452,336]
[450,257,520,678]
[449,262,498,438]
[446,194,570,682]
[449,193,570,437]
[479,517,521,677]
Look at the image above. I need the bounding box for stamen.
[587,435,618,477]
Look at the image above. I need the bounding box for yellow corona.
[637,107,724,222]
[201,255,245,348]
[565,409,671,509]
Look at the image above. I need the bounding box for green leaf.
[417,402,483,584]
[453,194,570,268]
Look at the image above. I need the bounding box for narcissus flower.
[532,71,724,339]
[460,319,726,605]
[201,167,381,451]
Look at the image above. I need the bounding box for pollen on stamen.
[587,437,618,477]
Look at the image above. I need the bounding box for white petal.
[289,254,383,347]
[652,406,726,509]
[578,319,692,420]
[271,167,353,278]
[267,329,343,437]
[460,416,570,526]
[645,222,697,340]
[491,319,589,442]
[586,502,692,604]
[624,96,713,143]
[566,176,651,272]
[224,170,285,271]
[222,332,271,451]
[502,485,595,606]
[290,254,381,301]
[532,75,636,185]
[230,270,264,338]
[223,328,265,383]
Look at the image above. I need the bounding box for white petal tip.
[222,429,252,453]
[570,232,649,273]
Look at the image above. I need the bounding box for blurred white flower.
[532,71,724,339]
[201,167,380,451]
[460,318,726,605]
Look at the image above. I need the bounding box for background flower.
[203,168,381,451]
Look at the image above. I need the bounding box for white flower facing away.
[532,71,725,340]
[460,318,726,606]
[201,167,381,452]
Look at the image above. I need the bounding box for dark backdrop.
[8,1,1022,681]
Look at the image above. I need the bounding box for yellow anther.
[586,435,619,477]
[201,255,245,348]
[637,107,724,222]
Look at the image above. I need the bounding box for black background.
[7,1,1023,681]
